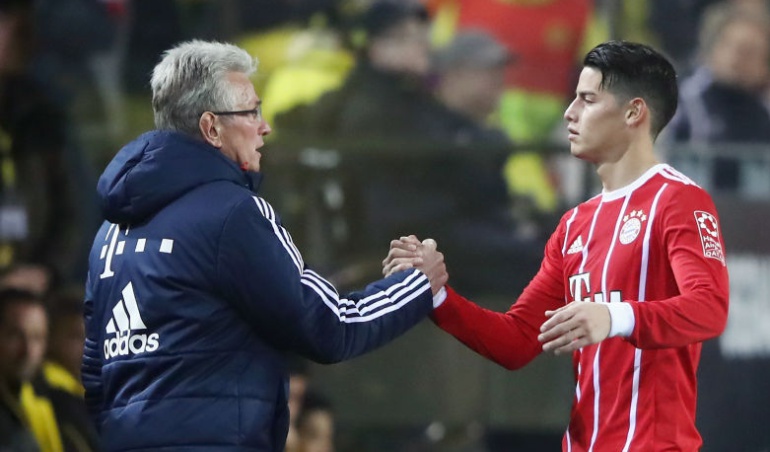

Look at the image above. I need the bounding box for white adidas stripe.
[253,197,304,272]
[301,270,427,323]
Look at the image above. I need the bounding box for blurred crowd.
[2,0,770,450]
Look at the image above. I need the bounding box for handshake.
[382,235,448,295]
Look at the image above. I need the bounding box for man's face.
[709,19,770,92]
[563,67,629,163]
[441,65,506,121]
[0,302,48,386]
[215,72,272,172]
[369,18,431,76]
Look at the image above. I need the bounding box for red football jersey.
[433,164,729,451]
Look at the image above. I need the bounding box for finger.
[539,316,578,343]
[544,304,569,318]
[540,308,575,333]
[384,263,415,276]
[541,328,582,353]
[421,238,437,251]
[384,258,423,276]
[552,335,589,356]
[390,239,417,251]
[384,248,420,262]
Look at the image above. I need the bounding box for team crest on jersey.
[619,210,647,245]
[694,211,725,264]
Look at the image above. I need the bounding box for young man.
[385,41,730,450]
[83,40,447,451]
[0,288,57,452]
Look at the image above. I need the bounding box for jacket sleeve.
[215,196,434,364]
[81,274,103,429]
[431,221,567,370]
[626,185,729,348]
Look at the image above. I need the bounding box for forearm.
[432,286,544,370]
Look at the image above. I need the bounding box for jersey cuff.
[433,286,447,308]
[607,302,635,337]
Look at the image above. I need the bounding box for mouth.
[567,128,579,141]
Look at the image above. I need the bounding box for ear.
[199,112,223,148]
[625,98,647,128]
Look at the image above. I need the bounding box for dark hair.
[583,41,678,139]
[350,0,428,51]
[0,288,44,325]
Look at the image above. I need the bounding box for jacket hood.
[97,130,260,224]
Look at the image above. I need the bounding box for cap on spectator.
[359,0,428,40]
[434,30,515,70]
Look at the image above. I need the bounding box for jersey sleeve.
[431,219,568,370]
[215,196,434,364]
[626,185,729,348]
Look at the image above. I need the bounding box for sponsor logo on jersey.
[619,210,646,245]
[103,282,160,360]
[694,211,725,264]
[567,236,584,254]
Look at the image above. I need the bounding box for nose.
[260,120,272,136]
[564,98,578,123]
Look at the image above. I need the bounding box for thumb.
[421,238,437,250]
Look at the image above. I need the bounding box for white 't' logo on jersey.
[103,282,160,360]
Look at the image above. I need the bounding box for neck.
[596,140,659,192]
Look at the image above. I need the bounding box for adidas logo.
[567,236,584,255]
[103,282,160,360]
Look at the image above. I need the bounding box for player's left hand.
[538,302,611,355]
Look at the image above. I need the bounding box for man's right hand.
[383,235,448,295]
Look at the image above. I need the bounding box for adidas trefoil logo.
[567,236,584,255]
[103,282,160,360]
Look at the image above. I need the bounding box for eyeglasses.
[210,104,262,122]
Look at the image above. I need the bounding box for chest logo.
[619,210,647,245]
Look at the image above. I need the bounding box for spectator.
[667,2,770,190]
[427,0,596,218]
[0,288,57,451]
[82,40,447,451]
[430,29,512,148]
[296,391,335,452]
[276,0,433,143]
[276,4,543,295]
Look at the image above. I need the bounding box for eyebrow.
[577,91,597,99]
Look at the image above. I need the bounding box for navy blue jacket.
[82,131,434,451]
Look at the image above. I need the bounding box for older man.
[83,40,447,451]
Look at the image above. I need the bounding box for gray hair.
[698,3,770,60]
[150,40,258,135]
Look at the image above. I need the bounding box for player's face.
[216,72,272,172]
[564,67,629,163]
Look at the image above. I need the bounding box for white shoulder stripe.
[562,207,580,255]
[252,196,304,272]
[660,166,698,187]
